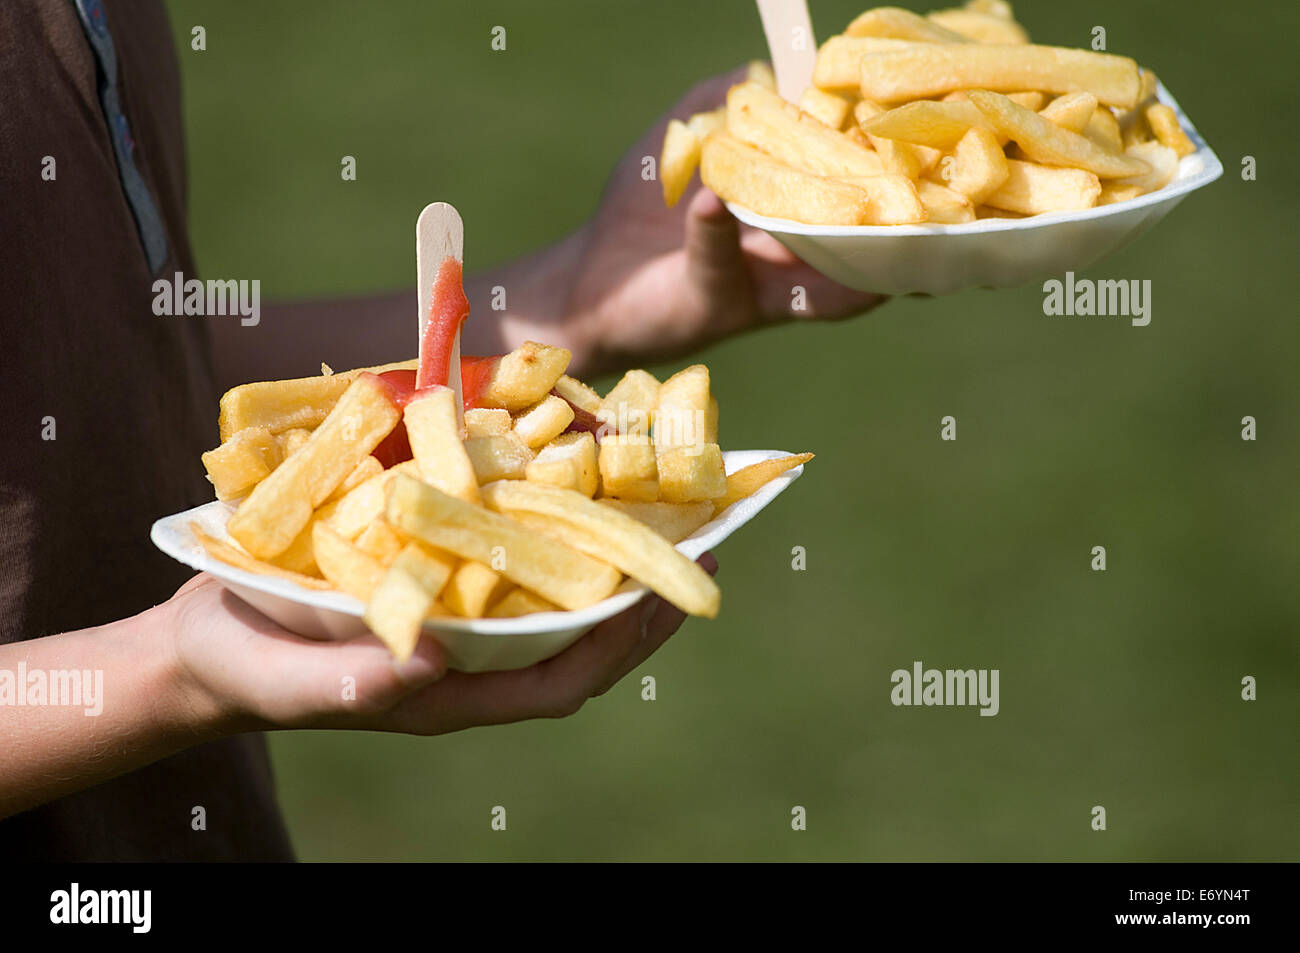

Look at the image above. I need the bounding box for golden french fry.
[798,86,855,130]
[464,433,535,483]
[917,179,976,223]
[325,454,383,504]
[227,375,401,559]
[478,341,571,411]
[551,375,602,416]
[713,453,814,515]
[984,159,1101,214]
[836,174,928,225]
[727,82,885,178]
[746,59,776,91]
[813,35,918,91]
[598,435,659,502]
[1145,103,1195,158]
[656,444,728,503]
[1110,141,1179,193]
[700,132,874,226]
[845,7,970,44]
[364,543,452,661]
[352,520,405,566]
[202,426,282,501]
[386,474,621,612]
[597,499,715,543]
[1038,91,1098,134]
[325,459,418,541]
[1083,107,1123,153]
[527,432,598,497]
[943,126,1010,204]
[859,99,995,149]
[487,588,559,618]
[1098,182,1145,206]
[927,9,1029,44]
[859,45,1141,107]
[312,521,386,600]
[442,561,511,618]
[217,359,415,442]
[968,90,1150,178]
[194,524,334,590]
[464,407,512,438]
[404,387,480,503]
[661,119,701,208]
[480,481,720,618]
[512,394,575,449]
[686,108,725,141]
[653,365,711,454]
[599,369,659,439]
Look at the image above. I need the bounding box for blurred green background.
[167,0,1298,860]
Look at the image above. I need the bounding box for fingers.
[390,554,719,734]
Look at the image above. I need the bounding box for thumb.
[684,188,757,332]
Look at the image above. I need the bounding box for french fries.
[661,2,1195,224]
[200,334,814,656]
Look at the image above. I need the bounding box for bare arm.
[209,70,883,395]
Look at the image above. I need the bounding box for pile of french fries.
[661,1,1197,225]
[199,343,812,659]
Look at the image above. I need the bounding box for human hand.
[167,555,716,736]
[566,68,887,373]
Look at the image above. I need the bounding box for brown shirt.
[0,0,293,860]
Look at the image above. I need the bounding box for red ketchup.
[363,258,504,468]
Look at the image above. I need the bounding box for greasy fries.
[658,1,1196,225]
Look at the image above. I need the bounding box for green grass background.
[167,0,1299,860]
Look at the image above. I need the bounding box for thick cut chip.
[598,436,659,502]
[797,87,855,130]
[653,365,711,454]
[944,126,1010,204]
[527,432,598,497]
[968,90,1150,178]
[217,359,415,441]
[464,433,535,483]
[701,133,873,226]
[194,524,334,590]
[727,82,885,179]
[478,341,571,411]
[464,407,512,438]
[597,499,715,544]
[927,8,1029,44]
[713,453,815,515]
[917,179,976,223]
[202,426,282,501]
[746,59,776,91]
[686,108,725,141]
[386,474,621,611]
[1083,107,1123,153]
[442,561,511,618]
[512,395,574,449]
[598,369,659,438]
[312,522,387,601]
[325,460,419,541]
[859,99,996,149]
[1145,103,1195,158]
[325,454,383,503]
[845,7,970,44]
[481,481,720,618]
[551,375,603,417]
[487,588,559,618]
[1038,91,1098,134]
[859,44,1141,107]
[227,375,401,559]
[364,543,453,661]
[661,119,702,208]
[813,35,918,92]
[656,444,728,503]
[353,520,405,566]
[984,159,1101,213]
[405,387,480,502]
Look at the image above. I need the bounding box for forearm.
[209,224,596,394]
[0,604,224,820]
